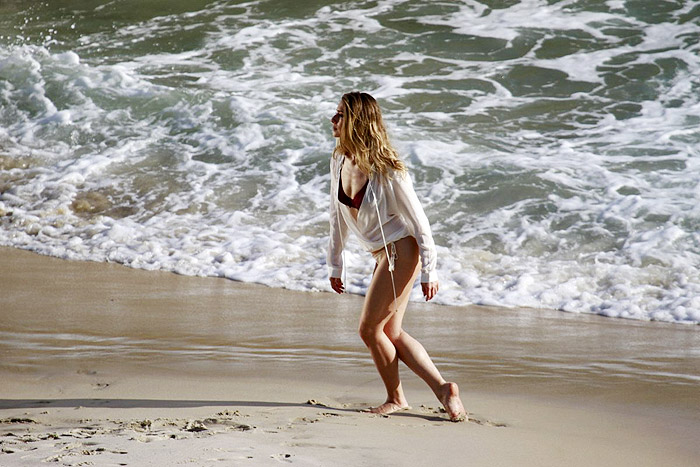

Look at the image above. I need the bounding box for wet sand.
[1,247,698,466]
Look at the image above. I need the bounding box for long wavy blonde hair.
[333,92,406,177]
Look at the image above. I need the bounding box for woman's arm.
[327,156,349,286]
[391,171,439,285]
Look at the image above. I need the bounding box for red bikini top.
[338,173,369,209]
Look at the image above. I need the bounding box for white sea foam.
[1,0,699,324]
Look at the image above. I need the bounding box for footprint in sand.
[271,453,294,463]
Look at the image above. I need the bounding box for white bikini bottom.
[371,242,397,271]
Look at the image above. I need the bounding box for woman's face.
[330,102,343,138]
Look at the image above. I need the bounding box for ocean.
[1,0,699,324]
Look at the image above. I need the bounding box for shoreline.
[1,246,699,466]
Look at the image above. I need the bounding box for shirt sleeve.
[391,171,439,283]
[327,156,349,279]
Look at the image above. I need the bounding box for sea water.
[0,0,699,324]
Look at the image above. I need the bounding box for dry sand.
[1,247,698,466]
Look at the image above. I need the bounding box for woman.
[327,92,466,422]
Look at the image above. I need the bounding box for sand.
[1,246,699,466]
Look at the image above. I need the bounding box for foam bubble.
[55,50,79,66]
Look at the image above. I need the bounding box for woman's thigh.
[360,237,420,331]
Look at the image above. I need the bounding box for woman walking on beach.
[327,92,466,422]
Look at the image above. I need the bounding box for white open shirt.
[327,155,439,284]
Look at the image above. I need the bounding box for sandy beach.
[1,246,698,466]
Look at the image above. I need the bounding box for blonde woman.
[327,92,466,422]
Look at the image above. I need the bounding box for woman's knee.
[358,320,378,344]
[359,315,396,344]
[384,326,403,344]
[358,319,403,345]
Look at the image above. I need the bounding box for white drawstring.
[368,182,399,314]
[336,196,347,289]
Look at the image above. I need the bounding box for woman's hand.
[421,281,439,301]
[330,277,345,294]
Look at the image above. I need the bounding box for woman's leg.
[388,331,466,422]
[358,237,421,413]
[360,237,466,420]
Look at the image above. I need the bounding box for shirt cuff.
[329,265,343,278]
[421,269,439,283]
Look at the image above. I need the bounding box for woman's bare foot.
[439,382,466,422]
[362,400,411,415]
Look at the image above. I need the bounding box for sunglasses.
[331,112,343,124]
